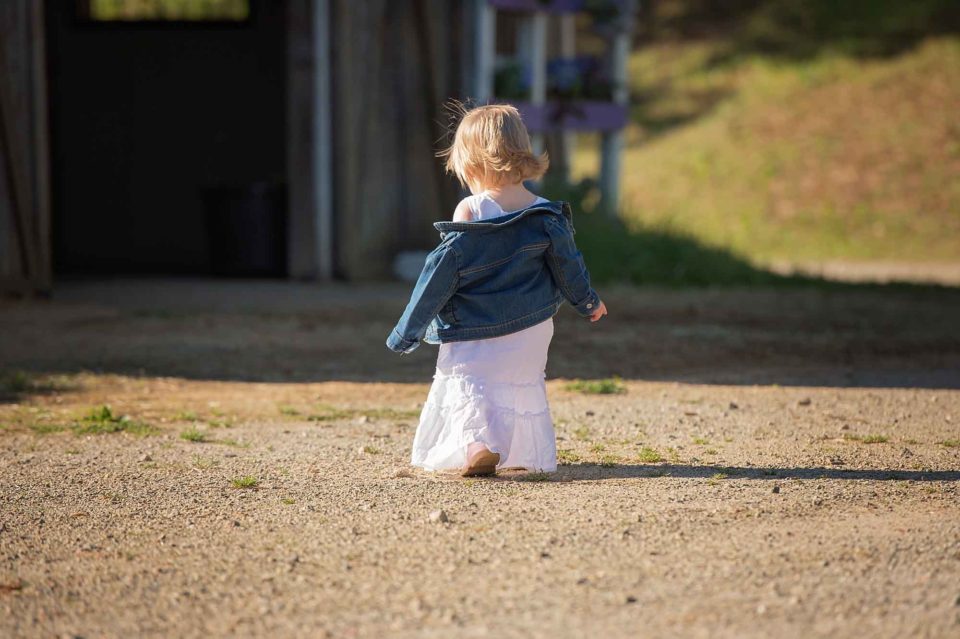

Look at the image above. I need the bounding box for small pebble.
[729,402,739,410]
[625,595,637,604]
[798,398,812,406]
[772,485,780,494]
[428,509,448,524]
[138,453,152,462]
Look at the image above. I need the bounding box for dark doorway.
[45,0,287,275]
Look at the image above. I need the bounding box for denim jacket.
[386,200,601,354]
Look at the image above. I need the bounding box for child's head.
[439,104,549,191]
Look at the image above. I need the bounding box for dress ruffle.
[410,319,557,472]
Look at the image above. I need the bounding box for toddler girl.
[386,104,606,476]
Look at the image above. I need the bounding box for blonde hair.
[438,103,549,188]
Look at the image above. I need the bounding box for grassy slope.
[574,36,960,263]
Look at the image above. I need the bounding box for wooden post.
[528,11,547,156]
[286,0,334,280]
[30,0,51,292]
[599,0,635,218]
[312,0,333,280]
[0,2,39,289]
[473,0,494,103]
[557,12,575,182]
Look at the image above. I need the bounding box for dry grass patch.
[231,476,259,489]
[637,447,664,463]
[565,378,626,395]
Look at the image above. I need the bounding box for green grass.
[179,427,207,443]
[28,422,68,435]
[589,443,606,453]
[360,445,382,455]
[0,371,78,400]
[192,455,218,469]
[692,436,710,445]
[707,471,730,485]
[231,476,259,489]
[939,439,960,448]
[564,10,960,278]
[73,405,158,437]
[599,454,622,468]
[565,378,626,395]
[1,371,38,394]
[844,433,889,444]
[637,447,664,463]
[572,425,591,441]
[557,449,582,464]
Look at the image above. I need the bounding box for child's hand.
[589,300,607,322]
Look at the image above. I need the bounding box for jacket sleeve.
[544,215,601,318]
[386,243,459,354]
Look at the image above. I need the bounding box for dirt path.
[1,280,959,638]
[768,260,960,287]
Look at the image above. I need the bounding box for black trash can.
[203,182,287,277]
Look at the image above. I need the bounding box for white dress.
[410,193,557,472]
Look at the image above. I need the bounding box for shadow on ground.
[1,269,959,393]
[497,464,960,483]
[4,107,958,392]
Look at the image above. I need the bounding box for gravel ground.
[1,280,959,638]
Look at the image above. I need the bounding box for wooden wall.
[0,0,51,294]
[1,0,463,288]
[46,0,287,275]
[330,0,463,280]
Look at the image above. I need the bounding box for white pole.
[529,11,547,156]
[474,0,495,103]
[599,0,635,217]
[558,12,575,182]
[313,0,333,278]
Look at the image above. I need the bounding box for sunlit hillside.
[574,2,960,265]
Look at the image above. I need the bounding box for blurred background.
[4,6,960,636]
[2,0,957,294]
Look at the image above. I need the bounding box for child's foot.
[461,444,500,477]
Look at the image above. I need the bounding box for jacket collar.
[434,200,572,234]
